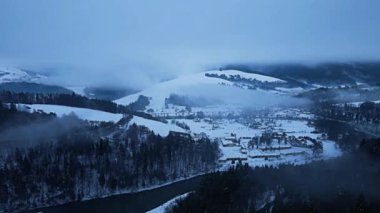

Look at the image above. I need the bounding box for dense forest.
[315,101,380,123]
[169,138,380,213]
[0,101,56,129]
[0,90,121,113]
[128,95,150,111]
[0,106,219,212]
[0,82,73,94]
[314,101,380,138]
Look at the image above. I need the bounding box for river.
[28,175,207,213]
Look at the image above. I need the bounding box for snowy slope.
[115,70,287,112]
[128,116,186,136]
[17,104,123,122]
[17,103,186,134]
[115,71,232,108]
[0,67,46,83]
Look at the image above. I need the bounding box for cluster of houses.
[219,131,324,164]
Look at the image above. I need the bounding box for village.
[217,129,324,165]
[105,106,341,168]
[164,107,339,167]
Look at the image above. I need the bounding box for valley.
[0,65,379,212]
[2,2,379,212]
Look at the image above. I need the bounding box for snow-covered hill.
[115,70,233,108]
[0,67,46,83]
[115,69,292,114]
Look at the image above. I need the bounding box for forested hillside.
[0,106,219,212]
[0,91,163,122]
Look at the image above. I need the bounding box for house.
[193,132,208,140]
[239,138,252,148]
[221,135,238,147]
[240,148,247,154]
[221,138,236,147]
[219,157,248,164]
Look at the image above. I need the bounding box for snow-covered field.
[17,104,123,122]
[274,87,304,94]
[276,120,315,137]
[173,118,261,139]
[128,116,186,136]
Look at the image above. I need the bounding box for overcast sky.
[1,0,379,87]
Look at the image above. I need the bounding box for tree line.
[314,101,380,140]
[205,73,286,90]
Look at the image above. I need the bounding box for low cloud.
[179,84,310,109]
[1,0,380,89]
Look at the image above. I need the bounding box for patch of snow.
[219,146,246,160]
[129,116,186,136]
[320,140,342,159]
[147,192,190,213]
[275,87,304,94]
[276,120,317,138]
[312,84,325,88]
[256,190,276,211]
